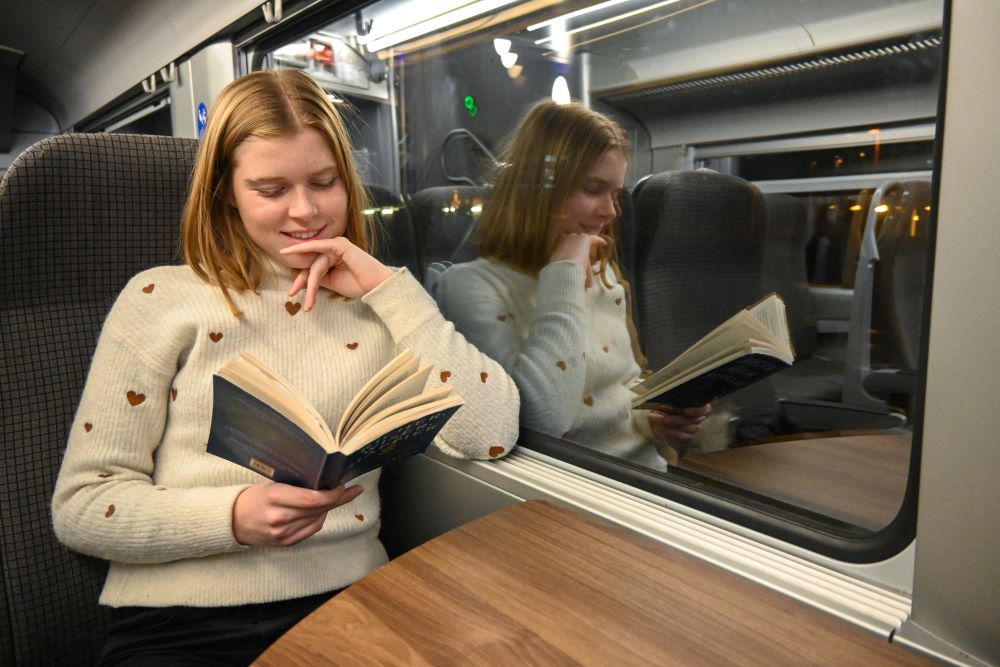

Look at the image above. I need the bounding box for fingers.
[288,270,308,297]
[303,256,331,311]
[271,483,364,511]
[649,403,712,418]
[232,483,366,547]
[649,411,705,442]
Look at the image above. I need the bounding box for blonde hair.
[476,101,629,285]
[182,69,372,316]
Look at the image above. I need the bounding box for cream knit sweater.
[52,263,519,607]
[435,258,667,471]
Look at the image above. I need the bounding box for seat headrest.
[0,133,198,305]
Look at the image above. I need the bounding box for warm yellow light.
[874,204,889,213]
[849,204,862,211]
[924,205,932,211]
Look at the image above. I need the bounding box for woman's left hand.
[280,236,393,310]
[648,403,712,443]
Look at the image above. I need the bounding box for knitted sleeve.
[362,268,520,460]
[436,261,589,437]
[51,272,249,564]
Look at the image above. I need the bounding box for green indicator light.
[464,95,478,117]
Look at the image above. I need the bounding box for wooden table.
[678,432,912,530]
[256,500,928,666]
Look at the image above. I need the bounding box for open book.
[631,293,794,408]
[207,350,464,489]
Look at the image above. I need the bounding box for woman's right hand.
[232,482,364,547]
[550,233,609,288]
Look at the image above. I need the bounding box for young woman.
[435,101,710,471]
[52,69,519,664]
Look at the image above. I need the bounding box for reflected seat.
[408,185,490,289]
[762,193,844,403]
[632,170,782,441]
[842,179,933,415]
[364,184,421,281]
[0,133,199,665]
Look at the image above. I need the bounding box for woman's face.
[558,149,627,236]
[229,126,349,270]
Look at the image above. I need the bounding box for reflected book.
[631,293,795,408]
[207,349,463,489]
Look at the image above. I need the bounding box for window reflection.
[260,0,944,535]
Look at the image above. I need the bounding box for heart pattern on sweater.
[556,361,567,371]
[480,372,488,383]
[583,396,594,406]
[285,301,301,316]
[440,371,452,382]
[84,422,93,432]
[355,514,364,522]
[488,446,504,458]
[126,391,145,406]
[346,342,359,350]
[171,388,178,401]
[209,332,223,343]
[105,505,116,518]
[142,283,155,294]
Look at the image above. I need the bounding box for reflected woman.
[435,101,710,470]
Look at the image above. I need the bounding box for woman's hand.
[280,236,394,311]
[648,403,712,443]
[549,233,609,288]
[232,482,364,547]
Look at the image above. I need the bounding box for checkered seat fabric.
[0,133,198,665]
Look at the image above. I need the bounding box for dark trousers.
[97,590,339,666]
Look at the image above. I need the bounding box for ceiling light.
[551,76,571,104]
[534,0,684,45]
[493,38,512,55]
[527,0,630,32]
[363,0,520,52]
[500,52,519,68]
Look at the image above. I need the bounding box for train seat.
[364,184,421,281]
[631,170,782,442]
[762,193,844,403]
[407,185,490,289]
[843,179,933,414]
[0,133,199,665]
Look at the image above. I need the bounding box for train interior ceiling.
[4,0,999,664]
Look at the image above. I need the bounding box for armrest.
[779,397,907,431]
[862,369,917,397]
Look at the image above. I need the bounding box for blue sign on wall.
[196,103,208,138]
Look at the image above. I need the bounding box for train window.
[253,0,944,559]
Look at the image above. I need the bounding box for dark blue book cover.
[207,376,460,489]
[640,353,791,407]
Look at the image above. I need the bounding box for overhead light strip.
[526,0,631,32]
[534,0,685,45]
[364,0,520,52]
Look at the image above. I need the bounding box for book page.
[217,353,335,448]
[336,349,419,443]
[339,364,433,444]
[748,293,794,359]
[340,388,464,455]
[634,312,773,394]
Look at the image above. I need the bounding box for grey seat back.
[0,133,198,665]
[632,170,779,427]
[762,193,818,358]
[365,184,421,280]
[408,186,490,273]
[843,179,932,408]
